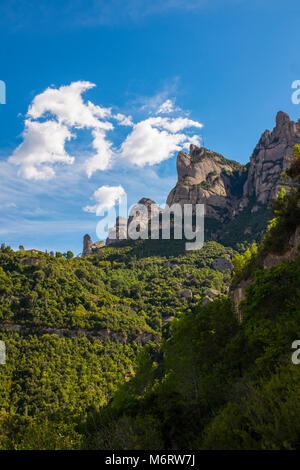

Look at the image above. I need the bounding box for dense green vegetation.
[0,240,233,449]
[81,255,300,450]
[0,333,137,449]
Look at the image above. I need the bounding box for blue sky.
[1,0,300,254]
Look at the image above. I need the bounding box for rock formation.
[241,111,300,208]
[166,111,300,241]
[82,234,105,255]
[83,111,300,251]
[166,145,244,221]
[212,256,233,272]
[106,216,128,246]
[106,198,161,245]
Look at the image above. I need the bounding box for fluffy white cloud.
[156,99,174,114]
[9,81,118,180]
[85,129,114,177]
[147,116,203,133]
[83,185,126,215]
[119,116,202,167]
[9,120,74,180]
[28,81,112,128]
[9,81,202,180]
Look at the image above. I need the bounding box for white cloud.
[156,99,174,114]
[28,81,112,128]
[114,113,134,126]
[83,185,126,215]
[85,128,114,177]
[9,120,74,180]
[119,116,202,166]
[9,81,118,180]
[8,81,202,180]
[147,116,203,133]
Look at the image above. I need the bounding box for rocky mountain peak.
[242,111,300,206]
[164,111,300,244]
[167,144,242,220]
[276,110,291,127]
[137,197,157,207]
[83,111,300,251]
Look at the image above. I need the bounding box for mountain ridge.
[84,110,299,252]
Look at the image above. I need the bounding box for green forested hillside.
[81,255,300,450]
[0,239,233,449]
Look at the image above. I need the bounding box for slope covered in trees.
[0,240,233,448]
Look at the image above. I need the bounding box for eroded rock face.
[166,112,300,225]
[84,111,300,249]
[83,234,93,255]
[232,279,253,323]
[179,289,193,299]
[106,198,162,245]
[127,198,161,233]
[212,256,233,272]
[166,145,243,220]
[82,234,105,255]
[241,111,300,207]
[263,225,300,269]
[233,224,300,322]
[106,216,128,246]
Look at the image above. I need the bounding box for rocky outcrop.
[83,111,300,249]
[200,288,221,306]
[179,289,193,299]
[106,198,162,245]
[166,112,300,227]
[127,198,161,236]
[232,279,253,323]
[0,322,158,345]
[212,256,233,272]
[263,225,300,269]
[106,216,128,246]
[166,145,243,220]
[241,111,300,209]
[233,224,300,321]
[82,234,105,255]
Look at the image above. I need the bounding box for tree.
[66,251,74,261]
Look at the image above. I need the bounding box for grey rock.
[179,289,193,299]
[206,288,221,298]
[241,111,300,207]
[106,216,128,246]
[212,257,233,272]
[166,145,242,220]
[200,296,214,306]
[82,234,105,255]
[166,112,300,234]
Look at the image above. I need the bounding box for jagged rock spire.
[242,111,300,205]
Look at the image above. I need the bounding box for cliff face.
[166,145,244,221]
[83,111,300,252]
[241,111,300,208]
[82,234,105,255]
[167,111,300,223]
[233,224,300,322]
